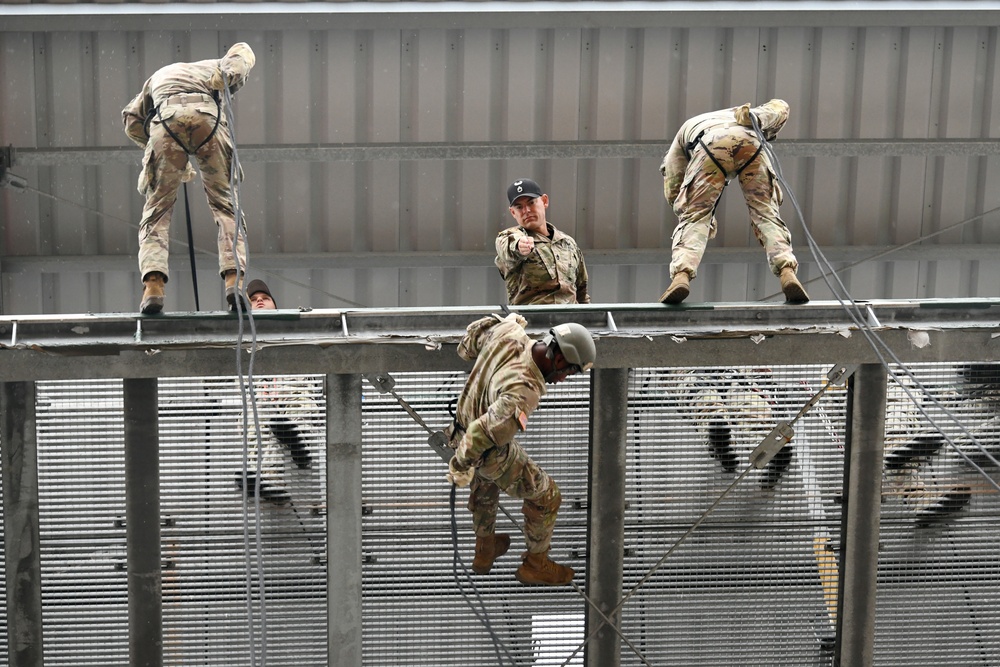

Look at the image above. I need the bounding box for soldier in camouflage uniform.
[495,178,590,305]
[122,43,255,314]
[446,313,596,586]
[658,99,809,305]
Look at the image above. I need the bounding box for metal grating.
[876,362,1000,666]
[32,375,329,667]
[35,380,129,666]
[3,359,998,665]
[622,365,847,666]
[0,427,6,667]
[360,371,591,666]
[157,375,328,667]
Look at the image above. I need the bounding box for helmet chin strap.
[543,341,561,382]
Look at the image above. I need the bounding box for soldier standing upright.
[446,313,596,585]
[495,178,591,305]
[123,42,256,314]
[658,99,809,305]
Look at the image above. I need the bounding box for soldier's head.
[507,178,549,235]
[246,279,276,310]
[220,42,256,92]
[535,322,597,384]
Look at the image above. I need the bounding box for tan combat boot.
[223,270,245,311]
[779,267,809,304]
[659,271,691,305]
[515,551,575,586]
[471,533,511,574]
[140,271,167,315]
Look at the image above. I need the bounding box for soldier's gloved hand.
[446,455,475,487]
[180,161,197,183]
[207,68,228,92]
[735,103,753,127]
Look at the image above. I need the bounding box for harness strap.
[150,92,223,155]
[686,127,764,184]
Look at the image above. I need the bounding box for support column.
[1,381,44,667]
[585,368,630,667]
[327,374,363,667]
[123,378,162,667]
[835,363,887,667]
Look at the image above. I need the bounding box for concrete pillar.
[326,374,363,666]
[836,364,887,667]
[124,378,163,667]
[585,368,630,667]
[1,381,44,667]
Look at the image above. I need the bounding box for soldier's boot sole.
[659,273,691,305]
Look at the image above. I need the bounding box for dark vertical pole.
[1,381,44,667]
[835,363,886,667]
[123,378,162,667]
[585,368,630,667]
[327,374,362,667]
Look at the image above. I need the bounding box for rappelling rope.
[220,75,269,667]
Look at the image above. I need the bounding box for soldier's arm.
[575,249,591,304]
[660,134,688,206]
[122,85,153,148]
[494,228,529,277]
[457,388,539,467]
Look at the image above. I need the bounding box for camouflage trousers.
[667,126,797,279]
[468,438,561,554]
[137,106,247,281]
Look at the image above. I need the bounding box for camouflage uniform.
[495,223,590,305]
[660,99,798,279]
[122,44,254,282]
[450,314,561,554]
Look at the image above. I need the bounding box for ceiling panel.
[2,2,999,314]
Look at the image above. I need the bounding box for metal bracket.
[749,421,795,469]
[363,372,396,393]
[427,430,453,463]
[827,363,857,386]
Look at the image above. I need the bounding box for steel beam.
[3,1,1000,32]
[1,381,44,667]
[326,374,363,667]
[11,139,1000,167]
[586,368,630,667]
[0,300,998,381]
[835,364,888,667]
[123,378,163,667]
[4,243,1000,275]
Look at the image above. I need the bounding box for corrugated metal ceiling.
[1,1,999,313]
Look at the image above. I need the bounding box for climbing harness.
[684,124,763,185]
[143,92,223,156]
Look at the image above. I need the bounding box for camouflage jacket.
[660,99,790,206]
[494,222,590,305]
[453,314,546,466]
[122,44,254,149]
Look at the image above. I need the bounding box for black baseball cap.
[507,178,543,205]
